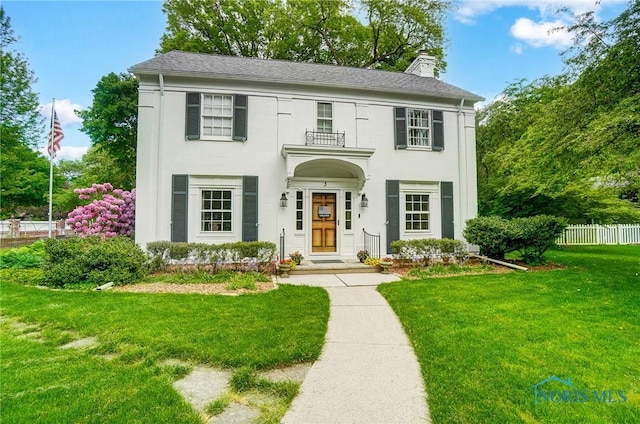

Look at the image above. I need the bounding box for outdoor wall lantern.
[280,192,288,208]
[361,193,369,208]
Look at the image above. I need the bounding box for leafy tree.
[159,0,449,73]
[0,7,62,218]
[0,6,43,148]
[78,73,138,190]
[0,131,64,218]
[476,2,640,223]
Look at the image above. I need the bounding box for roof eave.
[128,67,484,103]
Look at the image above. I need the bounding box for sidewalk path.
[281,274,431,424]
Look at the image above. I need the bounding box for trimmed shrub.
[462,216,517,259]
[42,236,147,287]
[464,215,567,264]
[145,240,277,272]
[391,238,467,264]
[512,215,568,265]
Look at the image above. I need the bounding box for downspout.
[456,98,466,241]
[155,74,165,239]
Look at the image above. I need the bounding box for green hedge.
[0,241,45,269]
[463,215,568,264]
[42,237,147,287]
[390,238,468,264]
[146,240,277,272]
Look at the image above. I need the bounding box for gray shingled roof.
[129,51,483,102]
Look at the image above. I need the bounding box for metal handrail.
[279,228,285,261]
[363,229,381,259]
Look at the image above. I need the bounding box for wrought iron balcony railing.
[305,130,345,147]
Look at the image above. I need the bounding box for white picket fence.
[556,224,640,245]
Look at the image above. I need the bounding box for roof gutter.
[130,69,484,103]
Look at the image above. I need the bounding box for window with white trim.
[201,189,232,232]
[295,191,303,231]
[317,102,333,133]
[203,94,233,137]
[405,194,430,230]
[408,109,430,147]
[345,192,352,230]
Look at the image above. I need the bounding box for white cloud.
[453,0,626,51]
[453,0,624,23]
[510,17,573,48]
[40,99,83,126]
[38,145,88,162]
[511,43,524,54]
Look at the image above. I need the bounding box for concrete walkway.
[280,273,431,424]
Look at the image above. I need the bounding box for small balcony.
[305,130,345,147]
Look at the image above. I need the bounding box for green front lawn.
[0,282,329,423]
[379,245,640,423]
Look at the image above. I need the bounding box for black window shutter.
[171,175,189,242]
[185,93,201,140]
[386,180,400,254]
[394,107,407,149]
[432,110,444,151]
[233,94,248,141]
[441,181,454,239]
[242,176,258,241]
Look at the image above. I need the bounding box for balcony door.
[312,193,337,253]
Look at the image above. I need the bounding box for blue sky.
[3,0,627,161]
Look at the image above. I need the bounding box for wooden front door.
[312,193,337,253]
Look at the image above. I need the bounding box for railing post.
[280,228,285,261]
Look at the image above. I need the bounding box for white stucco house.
[129,51,483,258]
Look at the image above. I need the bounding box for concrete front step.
[289,260,380,275]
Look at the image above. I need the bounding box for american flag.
[47,110,64,158]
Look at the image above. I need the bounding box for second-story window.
[317,102,333,133]
[408,109,430,146]
[203,94,233,137]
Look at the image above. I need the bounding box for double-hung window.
[317,102,333,133]
[203,94,233,137]
[405,194,430,231]
[201,189,232,232]
[394,107,444,151]
[185,93,248,141]
[408,109,430,146]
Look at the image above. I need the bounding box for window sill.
[406,146,432,151]
[193,138,236,142]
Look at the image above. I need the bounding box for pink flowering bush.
[66,183,135,237]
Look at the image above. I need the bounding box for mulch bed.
[387,257,565,278]
[112,281,276,295]
[112,258,564,294]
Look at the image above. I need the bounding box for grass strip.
[379,245,640,423]
[0,329,201,424]
[0,283,328,368]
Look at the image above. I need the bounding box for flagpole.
[48,99,55,238]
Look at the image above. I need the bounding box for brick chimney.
[405,50,436,78]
